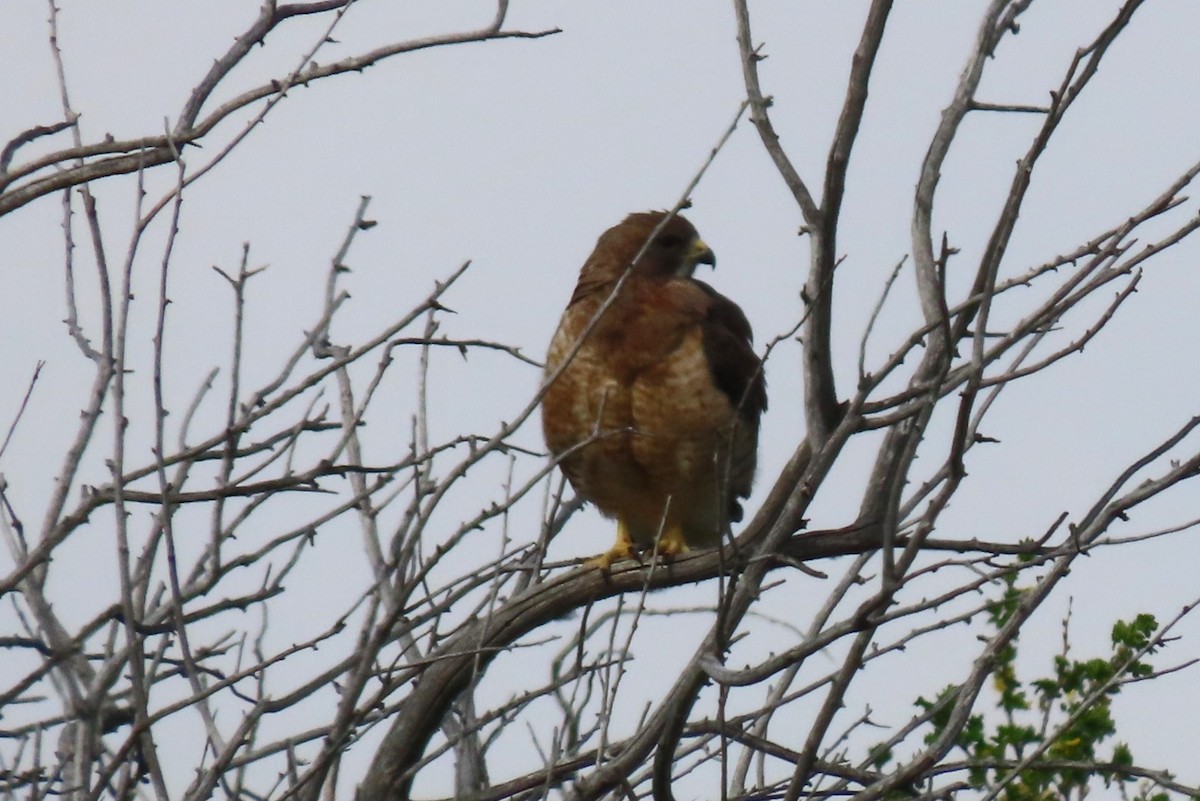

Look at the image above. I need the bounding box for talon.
[584,519,638,571]
[654,524,690,559]
[584,547,635,571]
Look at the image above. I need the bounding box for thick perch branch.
[355,516,1042,800]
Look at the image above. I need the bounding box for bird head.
[613,211,716,279]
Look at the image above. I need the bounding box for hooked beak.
[679,237,716,276]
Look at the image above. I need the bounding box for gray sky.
[3,1,1199,795]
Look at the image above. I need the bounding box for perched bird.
[542,211,767,568]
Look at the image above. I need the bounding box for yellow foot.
[584,519,638,570]
[654,524,690,559]
[584,543,637,571]
[583,521,694,570]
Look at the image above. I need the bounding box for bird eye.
[656,234,683,248]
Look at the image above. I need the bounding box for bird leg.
[654,523,690,558]
[584,520,692,571]
[584,519,638,570]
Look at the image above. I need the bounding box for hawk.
[542,211,767,567]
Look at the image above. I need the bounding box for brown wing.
[695,281,767,418]
[695,280,766,521]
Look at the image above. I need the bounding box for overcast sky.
[3,1,1199,795]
